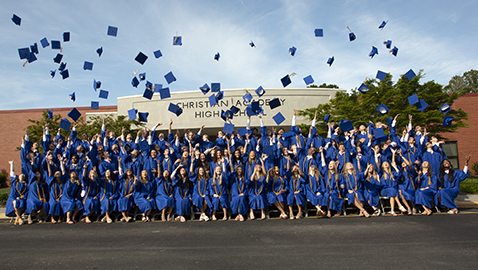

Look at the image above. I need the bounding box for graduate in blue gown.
[435,157,470,214]
[230,165,249,222]
[321,160,345,218]
[26,171,49,224]
[98,169,119,223]
[342,162,368,217]
[118,166,136,222]
[248,159,269,220]
[61,171,84,224]
[379,159,405,216]
[172,165,193,222]
[397,159,418,215]
[363,164,383,216]
[306,165,326,217]
[5,161,28,225]
[415,161,438,215]
[287,165,306,219]
[267,166,289,219]
[133,170,156,222]
[190,166,211,222]
[45,162,68,223]
[80,165,100,223]
[208,165,230,221]
[154,163,175,222]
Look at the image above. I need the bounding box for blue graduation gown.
[173,178,193,216]
[398,167,417,202]
[45,175,68,216]
[321,173,344,211]
[343,172,365,205]
[118,177,135,212]
[380,171,401,198]
[435,170,469,209]
[287,175,306,206]
[208,174,230,210]
[5,177,28,217]
[190,175,211,211]
[60,180,84,212]
[415,173,437,208]
[98,178,119,214]
[230,174,249,215]
[267,175,288,204]
[133,180,156,213]
[248,175,268,210]
[363,175,383,207]
[26,178,50,215]
[154,177,175,211]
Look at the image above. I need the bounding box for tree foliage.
[445,69,478,94]
[23,111,146,152]
[307,83,339,89]
[298,70,468,139]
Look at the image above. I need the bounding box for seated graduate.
[45,158,68,223]
[379,159,405,217]
[307,164,326,217]
[5,161,28,225]
[287,165,306,220]
[266,166,289,219]
[26,170,49,224]
[248,159,268,220]
[61,171,84,224]
[80,163,100,223]
[172,164,193,222]
[118,163,136,222]
[98,169,119,224]
[396,149,418,215]
[133,170,156,222]
[363,164,383,216]
[154,162,175,222]
[415,161,438,216]
[230,165,249,222]
[435,157,470,214]
[208,165,230,221]
[342,162,368,218]
[321,159,345,218]
[191,165,211,222]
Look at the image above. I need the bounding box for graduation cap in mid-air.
[107,26,118,37]
[12,14,21,26]
[135,52,148,65]
[327,56,334,66]
[164,71,176,84]
[369,46,378,58]
[303,75,314,85]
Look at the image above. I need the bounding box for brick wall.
[0,106,117,185]
[440,93,478,174]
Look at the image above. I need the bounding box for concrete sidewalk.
[1,194,477,220]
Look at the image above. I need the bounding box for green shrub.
[461,176,478,194]
[472,162,478,175]
[0,174,6,188]
[0,188,10,205]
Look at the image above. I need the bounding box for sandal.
[67,220,74,225]
[239,215,244,222]
[180,216,186,223]
[447,209,459,215]
[372,209,381,216]
[390,211,398,217]
[399,206,407,213]
[363,210,370,218]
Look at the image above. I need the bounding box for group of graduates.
[6,110,470,225]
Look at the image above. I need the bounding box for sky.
[1,0,477,111]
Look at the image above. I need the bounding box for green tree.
[307,83,340,89]
[23,110,146,152]
[445,69,478,93]
[298,70,467,139]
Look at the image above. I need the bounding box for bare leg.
[296,205,303,218]
[167,207,173,221]
[212,210,217,221]
[222,208,227,221]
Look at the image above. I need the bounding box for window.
[442,141,459,168]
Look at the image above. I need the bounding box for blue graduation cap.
[230,106,240,114]
[209,94,218,106]
[93,79,101,91]
[135,52,148,65]
[386,117,393,128]
[128,108,137,120]
[216,91,224,101]
[143,89,153,100]
[63,32,70,42]
[283,131,294,138]
[61,70,69,80]
[59,118,71,131]
[99,90,109,99]
[390,46,398,56]
[408,94,419,105]
[12,14,21,26]
[96,47,103,57]
[238,127,248,137]
[159,87,171,99]
[281,75,292,87]
[303,75,314,85]
[164,71,176,84]
[405,69,416,80]
[153,84,163,93]
[374,127,387,139]
[18,48,30,60]
[131,77,140,88]
[83,61,93,71]
[442,116,454,127]
[369,46,378,58]
[221,110,232,122]
[269,98,281,109]
[168,103,183,116]
[50,70,56,78]
[327,56,334,66]
[173,36,182,46]
[107,26,118,37]
[153,49,162,58]
[315,29,323,37]
[138,140,150,154]
[289,46,297,56]
[40,37,49,48]
[214,52,220,61]
[249,41,255,47]
[138,112,149,123]
[251,101,260,113]
[68,108,81,122]
[59,62,67,71]
[273,112,286,125]
[51,40,61,50]
[384,40,392,49]
[223,123,234,134]
[324,115,330,123]
[349,32,356,41]
[211,83,220,92]
[255,86,265,97]
[91,101,99,110]
[415,99,428,112]
[30,43,38,54]
[440,103,451,114]
[200,83,210,94]
[243,92,253,103]
[376,70,386,81]
[378,21,387,30]
[139,73,146,81]
[27,52,37,63]
[339,120,353,132]
[145,81,153,90]
[47,110,53,119]
[377,103,389,115]
[53,53,63,64]
[358,83,369,94]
